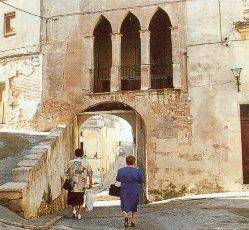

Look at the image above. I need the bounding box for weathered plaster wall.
[40,0,84,113]
[186,0,249,193]
[0,0,43,129]
[0,55,43,128]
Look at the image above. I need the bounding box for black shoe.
[124,217,129,228]
[131,222,136,227]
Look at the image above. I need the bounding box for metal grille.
[93,68,111,93]
[120,65,141,91]
[151,63,173,89]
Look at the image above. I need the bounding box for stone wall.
[0,125,74,218]
[24,125,73,218]
[35,0,247,201]
[186,0,248,194]
[0,0,43,129]
[38,89,192,201]
[0,0,41,58]
[0,54,43,129]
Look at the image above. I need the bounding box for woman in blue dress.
[116,155,144,227]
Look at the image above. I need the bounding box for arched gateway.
[74,101,148,203]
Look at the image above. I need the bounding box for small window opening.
[4,12,16,37]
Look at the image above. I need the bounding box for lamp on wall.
[231,67,242,92]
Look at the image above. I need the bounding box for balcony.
[151,63,173,89]
[120,65,141,91]
[91,63,173,93]
[93,68,110,93]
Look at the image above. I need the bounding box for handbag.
[63,179,73,191]
[109,182,121,197]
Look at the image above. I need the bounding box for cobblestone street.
[2,198,249,229]
[52,199,249,230]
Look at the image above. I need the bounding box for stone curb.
[0,215,63,230]
[152,191,249,204]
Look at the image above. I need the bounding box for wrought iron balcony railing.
[91,63,173,93]
[93,67,111,93]
[150,63,173,89]
[120,65,141,91]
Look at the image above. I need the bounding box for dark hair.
[75,148,83,157]
[126,155,136,166]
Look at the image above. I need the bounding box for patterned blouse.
[66,157,93,192]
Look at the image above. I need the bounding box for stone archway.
[73,101,148,203]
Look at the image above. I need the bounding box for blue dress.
[116,167,144,213]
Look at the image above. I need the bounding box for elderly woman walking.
[116,155,144,227]
[66,148,93,220]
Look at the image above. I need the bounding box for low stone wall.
[5,125,73,218]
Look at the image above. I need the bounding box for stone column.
[83,36,95,92]
[140,30,151,90]
[111,33,122,92]
[171,26,182,89]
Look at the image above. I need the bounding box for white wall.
[187,0,249,191]
[0,0,41,58]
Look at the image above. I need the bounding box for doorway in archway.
[76,102,148,205]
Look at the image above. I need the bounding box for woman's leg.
[123,211,128,218]
[72,206,76,218]
[123,211,129,227]
[131,212,137,224]
[77,205,83,220]
[78,205,83,214]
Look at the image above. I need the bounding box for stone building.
[0,0,42,128]
[1,0,249,217]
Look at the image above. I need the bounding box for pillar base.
[110,67,121,92]
[141,64,151,90]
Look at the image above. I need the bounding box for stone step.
[12,167,32,182]
[0,182,27,200]
[17,159,39,167]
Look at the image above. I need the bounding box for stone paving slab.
[52,199,249,230]
[0,205,63,229]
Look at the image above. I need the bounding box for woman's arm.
[116,169,122,182]
[138,169,145,184]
